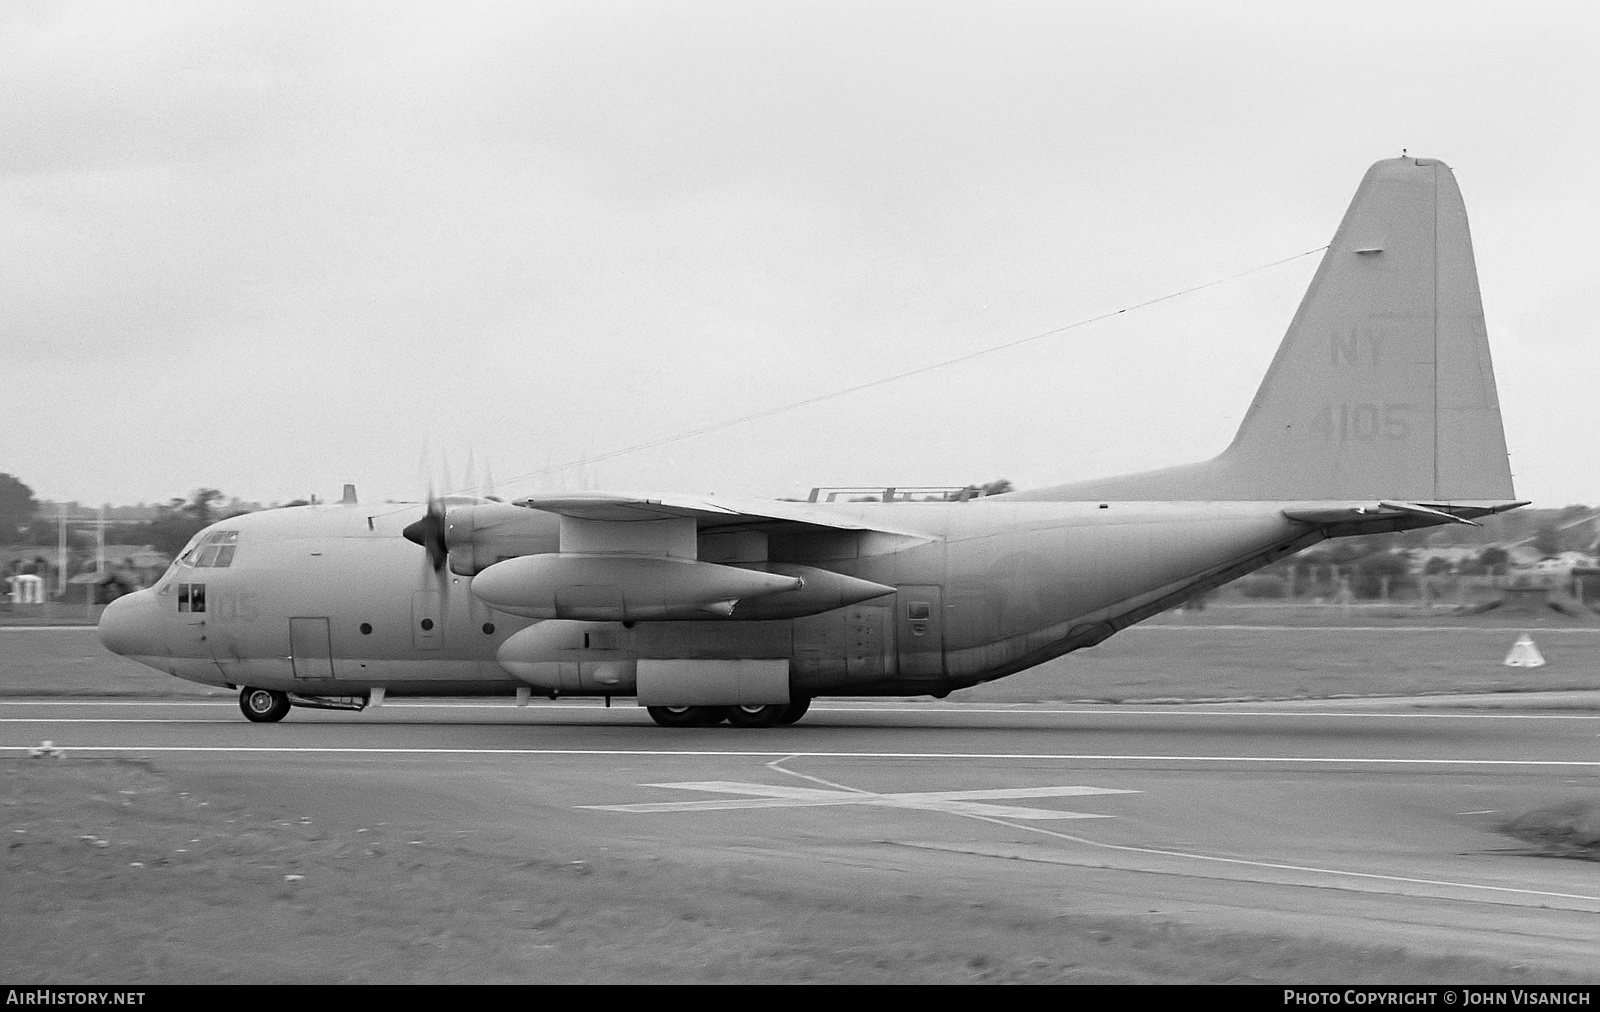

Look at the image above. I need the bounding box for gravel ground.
[6,758,1593,985]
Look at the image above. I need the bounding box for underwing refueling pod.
[99,156,1525,727]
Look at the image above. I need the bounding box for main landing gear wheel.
[776,697,810,725]
[725,704,787,728]
[239,687,290,723]
[646,705,725,728]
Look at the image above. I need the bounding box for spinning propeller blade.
[402,497,448,572]
[403,444,450,573]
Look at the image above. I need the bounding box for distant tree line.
[0,474,39,544]
[1241,522,1591,602]
[129,488,244,556]
[1,476,259,558]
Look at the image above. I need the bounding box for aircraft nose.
[98,589,167,658]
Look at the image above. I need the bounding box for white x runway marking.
[582,781,1139,819]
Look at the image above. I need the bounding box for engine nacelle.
[444,503,558,577]
[470,553,804,621]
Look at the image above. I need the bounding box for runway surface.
[5,696,1599,976]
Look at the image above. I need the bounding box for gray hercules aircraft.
[99,156,1524,727]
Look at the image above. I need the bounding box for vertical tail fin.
[1027,156,1516,503]
[1222,156,1513,501]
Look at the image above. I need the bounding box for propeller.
[400,445,500,574]
[402,498,448,572]
[402,444,450,574]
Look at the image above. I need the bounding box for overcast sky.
[4,1,1597,509]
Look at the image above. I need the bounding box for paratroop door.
[289,617,334,679]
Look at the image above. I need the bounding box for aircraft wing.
[515,491,932,537]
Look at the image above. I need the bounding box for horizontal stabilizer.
[1282,499,1526,530]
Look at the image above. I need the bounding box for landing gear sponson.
[646,698,810,728]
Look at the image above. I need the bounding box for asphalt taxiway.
[5,697,1599,975]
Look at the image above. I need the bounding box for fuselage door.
[411,591,443,651]
[289,617,335,679]
[895,585,945,679]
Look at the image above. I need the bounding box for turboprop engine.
[401,501,554,576]
[443,502,557,576]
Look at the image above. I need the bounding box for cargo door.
[411,591,443,650]
[895,585,944,679]
[289,617,335,679]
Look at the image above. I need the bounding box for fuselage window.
[178,584,190,612]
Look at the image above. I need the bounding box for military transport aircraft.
[98,156,1525,727]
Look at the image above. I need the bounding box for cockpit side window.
[175,534,206,568]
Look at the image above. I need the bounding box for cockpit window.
[175,535,203,567]
[181,529,240,568]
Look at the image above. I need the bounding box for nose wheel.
[239,687,291,723]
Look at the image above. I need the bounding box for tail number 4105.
[1308,402,1411,442]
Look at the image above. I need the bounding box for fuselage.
[98,497,1320,702]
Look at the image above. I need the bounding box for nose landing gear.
[239,687,290,723]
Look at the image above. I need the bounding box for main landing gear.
[239,687,290,723]
[646,698,811,728]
